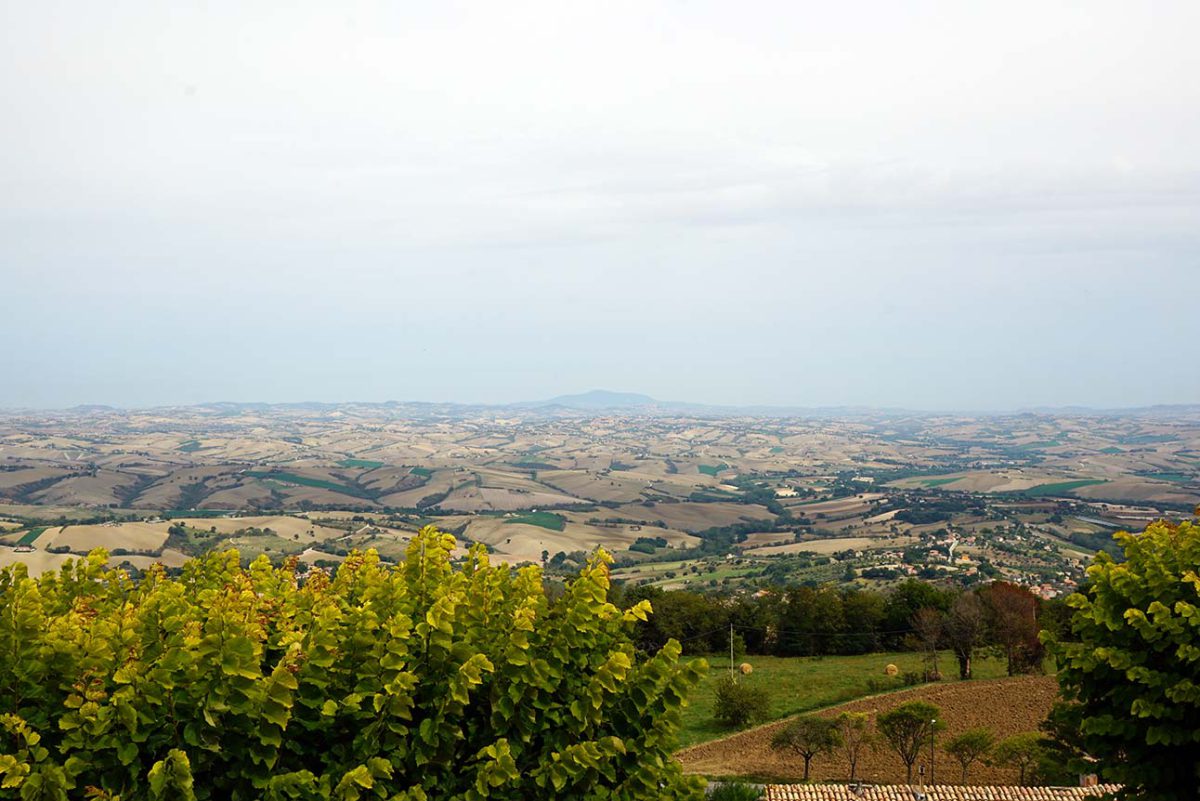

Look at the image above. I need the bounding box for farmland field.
[503,511,566,531]
[339,458,385,469]
[16,527,46,546]
[245,471,370,499]
[678,672,1058,785]
[1019,479,1108,497]
[677,651,1015,748]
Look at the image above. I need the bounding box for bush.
[708,781,762,801]
[0,527,707,801]
[712,674,770,729]
[1044,517,1200,800]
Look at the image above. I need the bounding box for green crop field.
[921,477,961,487]
[177,440,204,453]
[339,458,385,469]
[1139,472,1194,484]
[1020,479,1107,497]
[679,651,1017,747]
[410,467,434,478]
[699,464,729,477]
[164,509,231,518]
[504,511,566,531]
[246,471,372,499]
[16,527,46,547]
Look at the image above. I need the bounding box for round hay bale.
[739,662,752,675]
[884,663,899,676]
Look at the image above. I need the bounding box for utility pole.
[930,718,937,785]
[730,623,735,678]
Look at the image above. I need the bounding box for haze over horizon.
[4,1,1199,411]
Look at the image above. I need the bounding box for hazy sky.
[3,1,1198,410]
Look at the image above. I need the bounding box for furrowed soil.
[677,674,1058,786]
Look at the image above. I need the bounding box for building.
[763,785,1121,801]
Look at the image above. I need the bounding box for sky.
[2,0,1198,411]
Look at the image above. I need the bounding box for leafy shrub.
[0,527,706,801]
[708,781,762,801]
[1045,517,1200,800]
[712,674,770,729]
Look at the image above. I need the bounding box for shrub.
[0,527,707,800]
[712,674,770,729]
[1043,517,1200,800]
[708,781,762,801]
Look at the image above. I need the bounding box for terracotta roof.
[763,785,1121,801]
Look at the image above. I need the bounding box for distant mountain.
[525,390,658,410]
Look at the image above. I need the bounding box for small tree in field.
[876,701,944,784]
[1043,517,1200,800]
[833,712,873,782]
[713,674,770,729]
[770,716,840,781]
[944,591,986,679]
[990,732,1045,785]
[909,607,945,680]
[945,728,994,784]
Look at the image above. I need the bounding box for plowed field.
[677,675,1058,786]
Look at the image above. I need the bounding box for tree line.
[614,579,1058,677]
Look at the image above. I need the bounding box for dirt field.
[0,547,74,575]
[175,515,346,542]
[0,467,72,489]
[745,536,909,556]
[30,473,139,506]
[40,522,169,553]
[677,675,1059,785]
[598,502,775,533]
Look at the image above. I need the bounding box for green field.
[164,509,231,518]
[1139,472,1194,484]
[921,477,961,487]
[410,467,434,478]
[246,471,372,499]
[177,440,204,453]
[16,527,46,547]
[504,511,566,531]
[679,651,1016,747]
[1021,479,1107,497]
[339,458,385,469]
[769,447,784,454]
[1100,446,1123,454]
[699,463,729,477]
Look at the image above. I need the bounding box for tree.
[770,716,840,781]
[713,674,770,729]
[0,528,706,801]
[1043,518,1200,800]
[876,701,945,783]
[833,712,873,782]
[980,581,1044,675]
[909,607,944,680]
[990,732,1045,785]
[945,728,994,784]
[944,591,986,679]
[882,580,952,649]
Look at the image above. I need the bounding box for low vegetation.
[0,528,706,800]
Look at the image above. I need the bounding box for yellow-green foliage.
[0,527,706,801]
[1045,518,1200,800]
